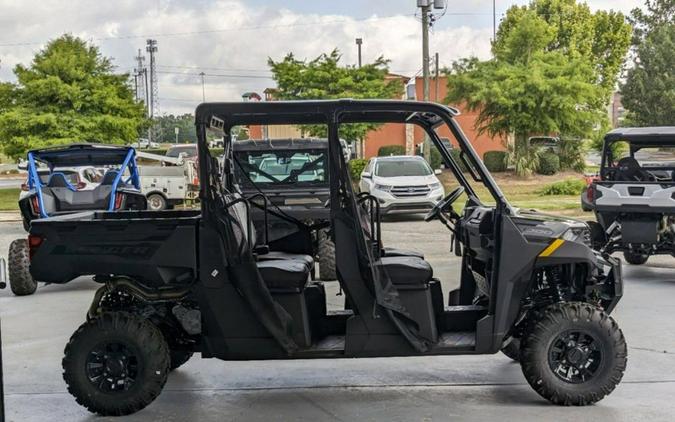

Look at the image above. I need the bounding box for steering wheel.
[424,186,465,222]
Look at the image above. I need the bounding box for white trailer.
[134,151,199,210]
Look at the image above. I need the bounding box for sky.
[0,0,645,115]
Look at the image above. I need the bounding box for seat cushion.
[382,247,424,259]
[376,256,433,286]
[257,259,310,291]
[257,251,315,269]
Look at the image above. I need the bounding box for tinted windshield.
[167,146,197,158]
[234,150,327,186]
[375,159,432,177]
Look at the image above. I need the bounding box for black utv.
[232,138,336,280]
[27,100,626,416]
[584,127,675,264]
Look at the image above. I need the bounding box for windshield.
[167,146,197,158]
[234,150,327,186]
[375,159,432,177]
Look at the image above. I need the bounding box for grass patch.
[539,178,586,196]
[0,188,20,211]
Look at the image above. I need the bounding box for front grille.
[390,185,430,198]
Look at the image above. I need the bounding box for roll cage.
[26,144,141,217]
[600,127,675,181]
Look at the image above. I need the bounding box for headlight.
[374,184,392,192]
[562,227,591,246]
[428,182,442,190]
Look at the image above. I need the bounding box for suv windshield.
[234,150,327,186]
[375,159,432,177]
[167,146,197,158]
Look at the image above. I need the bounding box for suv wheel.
[318,229,337,281]
[520,302,627,406]
[8,239,37,296]
[147,193,167,211]
[63,312,170,416]
[623,251,648,265]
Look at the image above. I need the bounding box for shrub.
[483,151,508,172]
[377,145,405,156]
[539,178,587,195]
[537,152,560,175]
[448,148,468,172]
[558,138,586,172]
[348,158,368,181]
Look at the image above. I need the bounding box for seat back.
[101,170,119,185]
[47,172,74,189]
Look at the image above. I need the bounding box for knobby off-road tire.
[63,312,170,416]
[318,229,337,281]
[8,238,37,296]
[501,338,521,362]
[169,350,194,370]
[623,251,648,265]
[520,302,627,406]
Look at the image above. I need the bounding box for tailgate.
[593,181,675,213]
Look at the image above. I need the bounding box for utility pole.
[134,49,146,104]
[355,38,363,68]
[199,72,206,102]
[434,52,439,102]
[146,39,159,142]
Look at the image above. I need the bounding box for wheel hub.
[86,342,139,392]
[548,330,603,384]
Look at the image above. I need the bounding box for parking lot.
[2,216,675,421]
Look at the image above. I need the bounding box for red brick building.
[247,76,507,159]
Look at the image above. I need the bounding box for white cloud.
[0,0,642,114]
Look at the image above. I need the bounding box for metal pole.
[422,4,431,160]
[200,72,205,102]
[355,38,363,68]
[434,52,439,103]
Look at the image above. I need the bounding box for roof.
[374,155,425,161]
[195,99,460,127]
[233,138,328,152]
[28,143,134,167]
[605,127,675,143]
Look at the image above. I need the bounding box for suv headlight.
[428,182,442,190]
[374,184,392,192]
[562,227,591,246]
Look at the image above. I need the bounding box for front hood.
[511,208,588,241]
[372,174,439,186]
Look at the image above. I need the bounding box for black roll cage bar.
[194,99,511,215]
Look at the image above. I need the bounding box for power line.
[156,70,273,79]
[0,14,415,47]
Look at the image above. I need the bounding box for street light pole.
[355,38,363,68]
[421,2,431,161]
[199,72,206,102]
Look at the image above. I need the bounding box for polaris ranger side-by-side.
[584,127,675,264]
[233,138,337,280]
[27,100,626,416]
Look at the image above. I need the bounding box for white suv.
[359,155,444,215]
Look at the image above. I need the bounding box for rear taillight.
[28,235,43,260]
[114,193,123,210]
[586,185,594,201]
[30,196,41,216]
[21,183,29,192]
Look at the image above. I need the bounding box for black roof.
[233,138,328,151]
[28,143,134,167]
[605,127,675,143]
[195,99,460,127]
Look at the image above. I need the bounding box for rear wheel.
[147,193,167,211]
[62,312,170,416]
[8,239,37,296]
[318,229,337,281]
[623,251,648,265]
[520,302,627,406]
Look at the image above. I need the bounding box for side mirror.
[362,172,372,179]
[434,169,442,175]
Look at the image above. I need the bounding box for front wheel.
[8,239,37,296]
[623,251,648,265]
[318,229,337,281]
[520,302,627,406]
[62,312,170,416]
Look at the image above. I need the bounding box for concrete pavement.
[1,219,675,421]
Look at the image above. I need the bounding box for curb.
[0,212,21,222]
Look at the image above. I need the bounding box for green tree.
[621,0,674,126]
[156,114,197,143]
[494,0,632,95]
[0,35,147,159]
[268,49,402,141]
